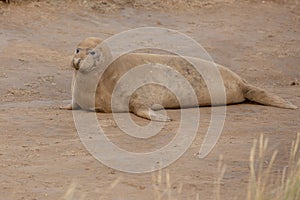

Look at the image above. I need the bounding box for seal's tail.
[244,84,297,109]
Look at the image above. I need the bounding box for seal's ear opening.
[89,50,96,55]
[87,48,99,56]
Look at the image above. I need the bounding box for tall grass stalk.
[247,133,300,200]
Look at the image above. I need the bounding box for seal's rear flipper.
[130,104,171,122]
[244,85,297,109]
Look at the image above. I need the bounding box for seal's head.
[77,39,113,74]
[72,37,102,71]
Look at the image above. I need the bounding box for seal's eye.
[89,51,96,55]
[75,48,80,54]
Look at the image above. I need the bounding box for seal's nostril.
[75,59,81,69]
[72,58,81,70]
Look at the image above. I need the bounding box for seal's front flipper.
[148,109,172,122]
[244,85,297,109]
[130,104,171,122]
[59,104,73,110]
[60,101,80,110]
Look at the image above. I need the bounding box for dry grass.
[75,0,236,13]
[2,0,234,13]
[121,132,300,200]
[247,133,300,200]
[2,0,297,13]
[152,169,185,200]
[60,133,300,200]
[215,155,226,200]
